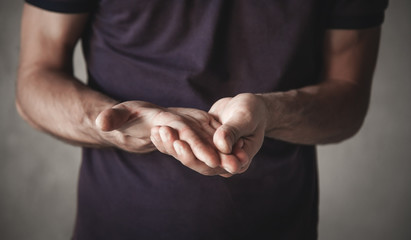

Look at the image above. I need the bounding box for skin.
[16,4,381,177]
[154,27,382,175]
[16,4,236,176]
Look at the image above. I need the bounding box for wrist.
[256,90,302,138]
[255,93,272,134]
[90,100,120,146]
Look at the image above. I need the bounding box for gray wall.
[1,1,410,239]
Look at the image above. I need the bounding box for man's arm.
[16,4,230,174]
[16,4,118,147]
[205,27,381,173]
[262,27,381,144]
[141,27,381,175]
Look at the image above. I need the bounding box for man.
[16,0,388,239]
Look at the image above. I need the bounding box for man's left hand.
[208,93,267,174]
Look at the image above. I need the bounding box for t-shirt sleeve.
[25,0,96,13]
[325,0,389,29]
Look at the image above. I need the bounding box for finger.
[213,124,240,154]
[234,138,245,150]
[239,127,265,161]
[233,147,251,174]
[218,138,246,174]
[214,138,251,174]
[151,109,221,168]
[96,106,131,131]
[213,112,259,154]
[197,117,221,151]
[173,140,227,176]
[219,152,243,174]
[179,128,220,168]
[208,97,231,120]
[208,116,222,131]
[181,132,220,168]
[150,126,166,153]
[158,126,179,156]
[231,138,258,174]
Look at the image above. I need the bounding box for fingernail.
[225,168,235,174]
[223,164,235,174]
[206,160,218,169]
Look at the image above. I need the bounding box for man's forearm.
[260,80,370,145]
[16,68,118,147]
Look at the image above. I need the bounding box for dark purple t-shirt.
[26,0,387,239]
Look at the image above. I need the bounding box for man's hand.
[96,101,162,153]
[152,93,268,176]
[209,93,268,174]
[95,101,235,176]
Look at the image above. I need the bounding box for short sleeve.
[324,0,389,29]
[25,0,97,13]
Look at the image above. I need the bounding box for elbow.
[339,98,370,141]
[15,97,25,120]
[15,92,38,130]
[320,110,368,145]
[15,76,43,131]
[16,98,44,132]
[348,114,367,138]
[335,120,364,143]
[15,97,30,125]
[15,81,27,121]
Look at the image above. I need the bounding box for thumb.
[95,106,131,131]
[213,123,244,154]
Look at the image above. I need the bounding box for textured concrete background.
[1,1,410,239]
